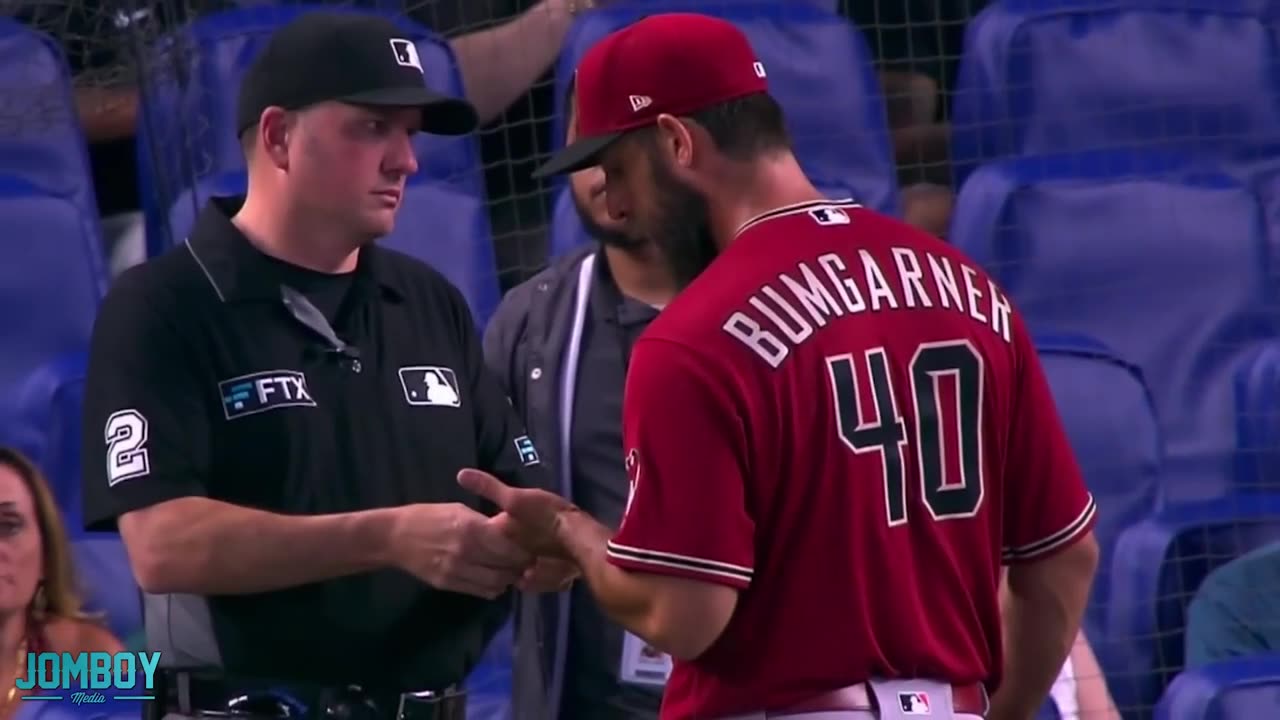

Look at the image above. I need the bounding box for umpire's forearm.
[990,535,1099,720]
[119,496,397,595]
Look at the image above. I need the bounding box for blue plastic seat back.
[1234,341,1280,494]
[951,0,1280,187]
[72,536,143,643]
[0,176,106,441]
[464,620,513,720]
[137,4,481,255]
[166,172,499,330]
[551,0,899,217]
[1108,495,1280,715]
[382,178,501,329]
[1156,654,1280,720]
[0,19,98,212]
[1034,334,1161,647]
[950,150,1277,501]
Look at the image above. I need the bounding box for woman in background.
[0,447,123,717]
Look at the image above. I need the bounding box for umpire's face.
[279,102,420,242]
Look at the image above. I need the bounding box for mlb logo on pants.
[898,691,931,715]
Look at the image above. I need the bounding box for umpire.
[80,12,568,720]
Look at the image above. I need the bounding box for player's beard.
[647,155,719,290]
[571,188,641,250]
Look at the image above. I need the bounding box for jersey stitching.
[1002,493,1097,560]
[734,199,861,238]
[606,541,753,582]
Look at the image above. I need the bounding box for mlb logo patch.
[389,38,422,73]
[513,435,540,466]
[898,691,931,715]
[808,206,851,226]
[218,370,316,420]
[399,366,462,408]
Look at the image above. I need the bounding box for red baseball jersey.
[607,199,1097,719]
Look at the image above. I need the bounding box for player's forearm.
[555,510,658,637]
[991,538,1099,720]
[121,496,396,595]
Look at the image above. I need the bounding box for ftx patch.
[219,370,316,420]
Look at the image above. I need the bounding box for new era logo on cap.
[629,95,652,112]
[389,38,422,73]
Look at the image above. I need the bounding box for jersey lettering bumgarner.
[722,246,1013,368]
[104,409,150,486]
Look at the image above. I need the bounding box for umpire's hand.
[387,503,534,599]
[457,469,575,557]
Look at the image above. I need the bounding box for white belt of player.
[715,679,986,720]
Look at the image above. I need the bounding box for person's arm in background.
[990,314,1100,720]
[1070,632,1121,720]
[84,275,528,599]
[451,0,595,125]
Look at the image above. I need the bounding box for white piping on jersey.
[733,198,860,238]
[606,540,755,584]
[185,237,227,302]
[1002,493,1097,561]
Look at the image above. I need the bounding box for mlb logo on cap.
[389,38,422,72]
[898,691,931,715]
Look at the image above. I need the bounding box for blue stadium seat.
[1034,334,1161,658]
[1108,495,1280,716]
[166,171,500,329]
[9,352,89,515]
[0,19,99,215]
[1234,342,1280,494]
[1155,654,1280,720]
[1037,701,1061,720]
[464,620,513,720]
[551,0,899,216]
[137,4,481,255]
[951,0,1280,187]
[72,536,143,644]
[0,175,106,453]
[950,150,1276,502]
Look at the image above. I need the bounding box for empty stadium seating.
[551,0,899,217]
[950,0,1280,187]
[0,19,100,216]
[0,174,106,454]
[950,149,1277,503]
[166,171,501,328]
[136,4,481,255]
[1108,494,1280,716]
[1034,334,1161,647]
[1155,653,1280,720]
[1233,342,1280,494]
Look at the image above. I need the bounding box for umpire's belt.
[161,670,465,720]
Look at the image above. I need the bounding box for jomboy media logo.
[17,652,160,704]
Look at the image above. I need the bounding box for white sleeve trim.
[606,541,753,585]
[1003,493,1097,562]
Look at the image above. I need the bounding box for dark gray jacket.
[482,245,596,720]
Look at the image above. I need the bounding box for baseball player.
[461,12,1099,720]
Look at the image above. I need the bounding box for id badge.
[618,632,672,686]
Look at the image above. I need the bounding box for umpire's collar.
[184,196,405,303]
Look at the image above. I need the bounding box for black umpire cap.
[236,11,479,136]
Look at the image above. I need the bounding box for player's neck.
[602,242,677,307]
[710,154,826,249]
[235,192,361,274]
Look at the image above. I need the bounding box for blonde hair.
[0,448,91,620]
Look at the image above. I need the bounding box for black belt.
[158,671,465,720]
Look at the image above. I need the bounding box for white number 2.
[105,409,150,486]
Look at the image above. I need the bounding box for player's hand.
[386,503,534,599]
[457,468,575,556]
[517,556,580,593]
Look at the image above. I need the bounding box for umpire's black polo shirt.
[81,198,545,690]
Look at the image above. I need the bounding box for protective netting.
[4,1,1280,719]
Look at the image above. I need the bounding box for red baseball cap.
[532,13,769,178]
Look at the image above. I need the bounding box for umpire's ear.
[255,106,293,171]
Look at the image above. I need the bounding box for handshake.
[383,469,584,599]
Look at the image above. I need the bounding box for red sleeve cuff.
[605,541,753,589]
[1003,494,1097,563]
